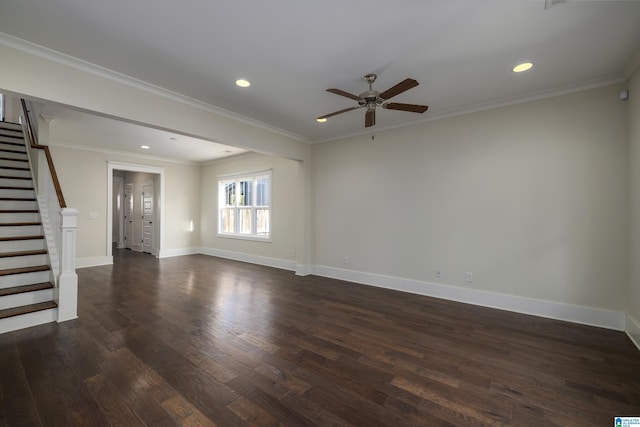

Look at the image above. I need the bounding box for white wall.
[200,153,299,270]
[48,145,201,263]
[628,66,640,345]
[313,84,629,323]
[0,43,308,161]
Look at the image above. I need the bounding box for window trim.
[217,169,272,242]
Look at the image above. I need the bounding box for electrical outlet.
[465,272,473,282]
[343,256,349,265]
[435,268,442,278]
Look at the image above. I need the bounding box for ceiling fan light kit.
[318,73,429,128]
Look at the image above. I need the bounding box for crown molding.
[0,32,310,143]
[313,75,625,144]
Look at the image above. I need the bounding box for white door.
[124,183,134,249]
[142,181,154,254]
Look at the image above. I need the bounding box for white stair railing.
[20,99,78,322]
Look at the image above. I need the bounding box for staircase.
[0,121,57,333]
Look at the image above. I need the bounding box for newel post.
[58,208,79,322]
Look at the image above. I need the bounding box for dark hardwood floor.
[1,248,639,426]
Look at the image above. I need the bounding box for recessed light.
[140,145,150,149]
[235,79,251,87]
[513,62,534,73]
[316,117,327,123]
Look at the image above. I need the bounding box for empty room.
[1,1,640,425]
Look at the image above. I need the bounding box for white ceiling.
[1,0,640,158]
[37,104,249,163]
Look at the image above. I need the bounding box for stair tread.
[0,141,24,147]
[0,187,34,190]
[0,149,27,155]
[0,265,50,276]
[0,282,53,297]
[0,235,44,242]
[0,197,37,201]
[0,176,32,181]
[0,222,41,227]
[0,249,47,258]
[0,210,39,213]
[0,166,30,171]
[0,157,28,161]
[0,133,23,140]
[0,301,57,320]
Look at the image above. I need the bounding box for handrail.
[20,99,67,208]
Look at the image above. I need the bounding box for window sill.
[217,233,272,243]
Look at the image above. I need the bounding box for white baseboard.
[72,249,629,333]
[157,247,200,258]
[296,264,313,276]
[76,256,112,268]
[199,247,296,272]
[627,314,640,351]
[313,265,626,331]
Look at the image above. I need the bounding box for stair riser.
[0,308,57,334]
[0,178,33,188]
[0,122,23,131]
[0,141,26,151]
[0,288,54,310]
[0,212,40,223]
[0,239,45,252]
[0,150,28,161]
[0,254,48,270]
[0,270,50,289]
[0,159,29,169]
[0,189,35,198]
[0,168,30,178]
[0,200,37,210]
[0,225,42,237]
[0,136,24,145]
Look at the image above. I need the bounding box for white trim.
[0,308,58,334]
[312,265,626,331]
[295,264,313,276]
[199,247,296,272]
[158,247,200,258]
[314,75,625,144]
[217,170,272,240]
[106,161,165,262]
[0,32,309,144]
[76,256,112,268]
[626,314,640,352]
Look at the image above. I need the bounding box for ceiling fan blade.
[318,106,361,120]
[379,78,419,100]
[383,103,429,113]
[365,109,376,128]
[327,88,361,101]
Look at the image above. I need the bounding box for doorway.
[107,161,164,262]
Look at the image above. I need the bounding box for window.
[218,170,271,240]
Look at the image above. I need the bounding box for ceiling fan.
[318,73,429,128]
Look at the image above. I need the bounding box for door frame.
[124,182,134,249]
[141,179,154,253]
[107,161,164,261]
[113,175,125,248]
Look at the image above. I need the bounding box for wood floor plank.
[0,247,639,425]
